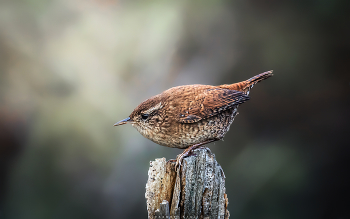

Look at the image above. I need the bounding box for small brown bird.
[114,71,273,167]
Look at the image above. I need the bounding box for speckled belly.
[157,107,239,149]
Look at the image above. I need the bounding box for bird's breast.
[139,107,238,149]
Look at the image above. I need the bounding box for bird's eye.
[141,113,149,120]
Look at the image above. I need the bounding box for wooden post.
[145,148,230,219]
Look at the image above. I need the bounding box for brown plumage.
[114,71,273,166]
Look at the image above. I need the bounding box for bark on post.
[145,148,229,219]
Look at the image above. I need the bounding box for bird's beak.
[114,117,132,126]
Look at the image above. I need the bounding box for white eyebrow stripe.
[142,102,163,114]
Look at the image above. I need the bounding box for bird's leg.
[175,139,217,171]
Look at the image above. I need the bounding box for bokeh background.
[0,0,349,218]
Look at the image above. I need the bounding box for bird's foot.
[175,149,193,171]
[174,139,218,171]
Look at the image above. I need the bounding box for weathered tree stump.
[145,148,229,219]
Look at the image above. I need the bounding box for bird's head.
[114,96,165,138]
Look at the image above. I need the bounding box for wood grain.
[145,148,230,219]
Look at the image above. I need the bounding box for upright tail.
[219,70,273,94]
[246,70,273,85]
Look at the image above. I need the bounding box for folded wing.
[177,88,249,123]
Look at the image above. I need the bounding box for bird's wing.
[177,88,250,123]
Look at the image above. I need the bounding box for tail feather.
[243,70,273,95]
[246,70,273,85]
[219,70,273,94]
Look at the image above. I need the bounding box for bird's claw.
[174,144,213,172]
[175,154,184,172]
[175,150,193,171]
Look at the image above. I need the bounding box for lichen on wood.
[145,158,176,218]
[145,148,229,219]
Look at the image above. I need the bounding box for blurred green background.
[0,0,349,218]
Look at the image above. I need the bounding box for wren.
[114,71,273,166]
